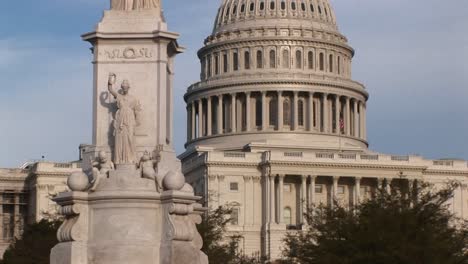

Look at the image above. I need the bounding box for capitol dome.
[184,0,369,152]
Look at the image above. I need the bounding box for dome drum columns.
[185,90,367,145]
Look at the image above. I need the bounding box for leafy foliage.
[282,181,468,264]
[1,219,62,264]
[198,206,263,264]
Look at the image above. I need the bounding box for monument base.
[50,167,207,264]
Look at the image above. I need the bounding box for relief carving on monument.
[101,47,153,60]
[108,73,142,165]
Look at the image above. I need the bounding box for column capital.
[355,176,362,182]
[217,175,225,181]
[269,174,276,180]
[278,174,285,180]
[243,175,252,181]
[322,93,328,98]
[217,94,223,98]
[261,91,267,95]
[333,176,340,182]
[278,90,283,96]
[309,175,317,180]
[245,91,251,96]
[293,91,299,95]
[301,175,308,181]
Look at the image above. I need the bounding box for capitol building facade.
[179,0,468,259]
[0,0,466,260]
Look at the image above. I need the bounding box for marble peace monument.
[50,1,208,263]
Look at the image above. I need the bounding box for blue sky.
[1,0,467,167]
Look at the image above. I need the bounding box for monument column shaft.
[322,94,328,133]
[354,101,360,137]
[231,94,236,133]
[217,95,223,134]
[191,102,196,139]
[207,96,212,136]
[293,92,299,130]
[335,96,340,134]
[198,100,203,138]
[246,92,251,132]
[262,92,267,131]
[278,175,284,224]
[270,176,276,224]
[301,176,307,224]
[346,97,351,136]
[278,91,283,130]
[308,92,314,131]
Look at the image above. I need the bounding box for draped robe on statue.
[111,0,159,11]
[113,93,141,164]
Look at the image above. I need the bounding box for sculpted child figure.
[139,152,164,192]
[90,151,115,191]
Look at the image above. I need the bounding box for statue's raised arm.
[108,73,119,98]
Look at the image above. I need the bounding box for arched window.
[223,53,228,73]
[318,5,322,14]
[233,52,239,71]
[241,98,247,130]
[298,100,304,126]
[291,1,296,11]
[282,50,290,68]
[284,207,292,225]
[283,99,291,126]
[319,53,324,71]
[241,4,245,13]
[269,97,277,127]
[310,3,314,12]
[256,50,263,69]
[329,54,333,73]
[233,5,238,15]
[269,50,276,68]
[295,50,302,69]
[308,51,314,69]
[301,2,306,11]
[270,0,275,10]
[255,97,262,127]
[244,51,251,70]
[281,0,286,10]
[249,2,255,12]
[260,0,265,10]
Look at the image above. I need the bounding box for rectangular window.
[233,52,239,71]
[315,184,323,194]
[223,53,228,73]
[230,182,239,191]
[230,208,239,225]
[337,185,345,195]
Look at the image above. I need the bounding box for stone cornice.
[199,36,353,58]
[185,78,367,102]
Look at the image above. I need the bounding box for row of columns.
[265,175,394,226]
[187,91,367,142]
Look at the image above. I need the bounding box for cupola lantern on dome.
[184,0,369,153]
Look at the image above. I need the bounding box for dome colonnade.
[186,91,366,143]
[184,0,368,150]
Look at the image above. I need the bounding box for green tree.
[198,206,263,264]
[282,182,468,264]
[1,219,61,264]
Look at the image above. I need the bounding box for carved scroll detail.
[57,204,88,243]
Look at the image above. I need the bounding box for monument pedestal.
[50,167,207,264]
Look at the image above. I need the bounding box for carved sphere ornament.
[163,171,185,191]
[67,172,90,192]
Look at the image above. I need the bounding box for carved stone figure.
[111,0,159,11]
[139,152,164,192]
[108,73,142,165]
[90,151,115,191]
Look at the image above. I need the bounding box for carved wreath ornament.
[104,47,153,60]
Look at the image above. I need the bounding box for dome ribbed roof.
[213,0,338,35]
